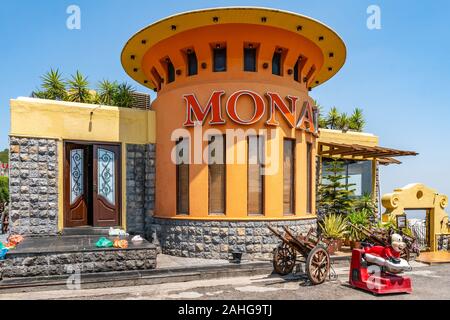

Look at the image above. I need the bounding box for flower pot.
[326,239,339,255]
[350,241,362,249]
[335,239,343,251]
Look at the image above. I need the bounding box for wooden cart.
[268,225,331,285]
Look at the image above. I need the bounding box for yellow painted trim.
[57,140,64,232]
[121,7,346,90]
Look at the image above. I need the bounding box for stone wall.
[126,144,155,235]
[9,137,58,236]
[0,247,157,279]
[147,217,317,260]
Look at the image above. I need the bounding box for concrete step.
[61,227,116,236]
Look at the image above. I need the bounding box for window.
[248,136,264,215]
[306,143,313,213]
[322,160,373,197]
[208,135,226,214]
[244,47,257,72]
[294,56,307,83]
[187,50,198,76]
[166,59,175,83]
[213,47,227,72]
[176,137,189,215]
[151,68,163,91]
[272,50,283,76]
[283,139,295,214]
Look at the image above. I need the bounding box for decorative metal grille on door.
[97,148,115,205]
[70,149,84,204]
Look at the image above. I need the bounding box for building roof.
[121,7,347,91]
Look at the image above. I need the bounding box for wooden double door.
[64,142,121,228]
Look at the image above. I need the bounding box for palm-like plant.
[326,107,340,130]
[348,108,365,132]
[114,82,135,108]
[320,214,348,240]
[67,71,91,103]
[337,112,349,131]
[97,80,119,106]
[40,69,67,100]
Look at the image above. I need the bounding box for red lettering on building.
[265,92,297,127]
[226,90,265,125]
[183,91,226,126]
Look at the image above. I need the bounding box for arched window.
[187,50,198,76]
[244,44,257,72]
[213,45,227,72]
[272,49,283,76]
[166,58,175,83]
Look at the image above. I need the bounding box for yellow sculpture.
[382,183,449,252]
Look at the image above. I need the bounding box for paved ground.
[2,260,450,300]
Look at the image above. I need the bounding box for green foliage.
[347,209,370,241]
[114,83,136,108]
[98,80,119,106]
[317,103,366,132]
[320,214,348,240]
[67,71,92,103]
[0,149,8,164]
[354,193,378,221]
[0,177,9,204]
[317,160,356,216]
[31,70,136,108]
[39,69,67,101]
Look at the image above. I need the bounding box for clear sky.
[1,0,449,204]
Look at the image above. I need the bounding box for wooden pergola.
[318,142,418,165]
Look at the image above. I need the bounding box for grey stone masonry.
[0,247,157,279]
[147,218,317,260]
[126,144,155,235]
[9,136,58,236]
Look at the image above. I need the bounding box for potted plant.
[319,214,348,254]
[347,209,370,249]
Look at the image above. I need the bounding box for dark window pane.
[213,48,227,72]
[307,143,313,213]
[187,51,198,76]
[176,138,189,214]
[167,60,175,83]
[244,48,257,72]
[248,136,264,215]
[294,59,299,82]
[272,51,282,76]
[283,139,295,214]
[209,135,226,214]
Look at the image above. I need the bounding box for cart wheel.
[306,245,330,285]
[273,243,297,275]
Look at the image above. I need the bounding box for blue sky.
[1,0,450,204]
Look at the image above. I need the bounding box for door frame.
[63,140,122,229]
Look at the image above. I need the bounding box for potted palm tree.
[319,214,348,254]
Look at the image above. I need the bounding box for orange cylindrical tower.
[122,7,346,259]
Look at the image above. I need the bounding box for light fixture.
[216,44,221,49]
[171,25,177,31]
[201,62,207,69]
[130,55,135,60]
[261,17,267,23]
[277,48,283,53]
[328,67,333,71]
[262,62,269,69]
[329,52,334,58]
[248,43,253,49]
[319,36,324,41]
[297,25,303,31]
[176,69,182,76]
[213,16,219,23]
[141,39,147,44]
[133,68,138,72]
[287,69,293,75]
[187,49,192,54]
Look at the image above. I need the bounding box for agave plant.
[348,108,365,132]
[40,69,67,100]
[97,80,119,106]
[114,82,136,108]
[326,107,340,130]
[67,71,91,103]
[320,214,348,240]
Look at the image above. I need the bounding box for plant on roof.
[37,69,67,101]
[349,108,365,132]
[317,103,366,132]
[67,71,92,103]
[114,82,136,108]
[98,80,119,106]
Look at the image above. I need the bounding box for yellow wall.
[10,97,156,231]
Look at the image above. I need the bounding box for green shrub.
[347,209,370,241]
[0,177,9,204]
[319,214,348,240]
